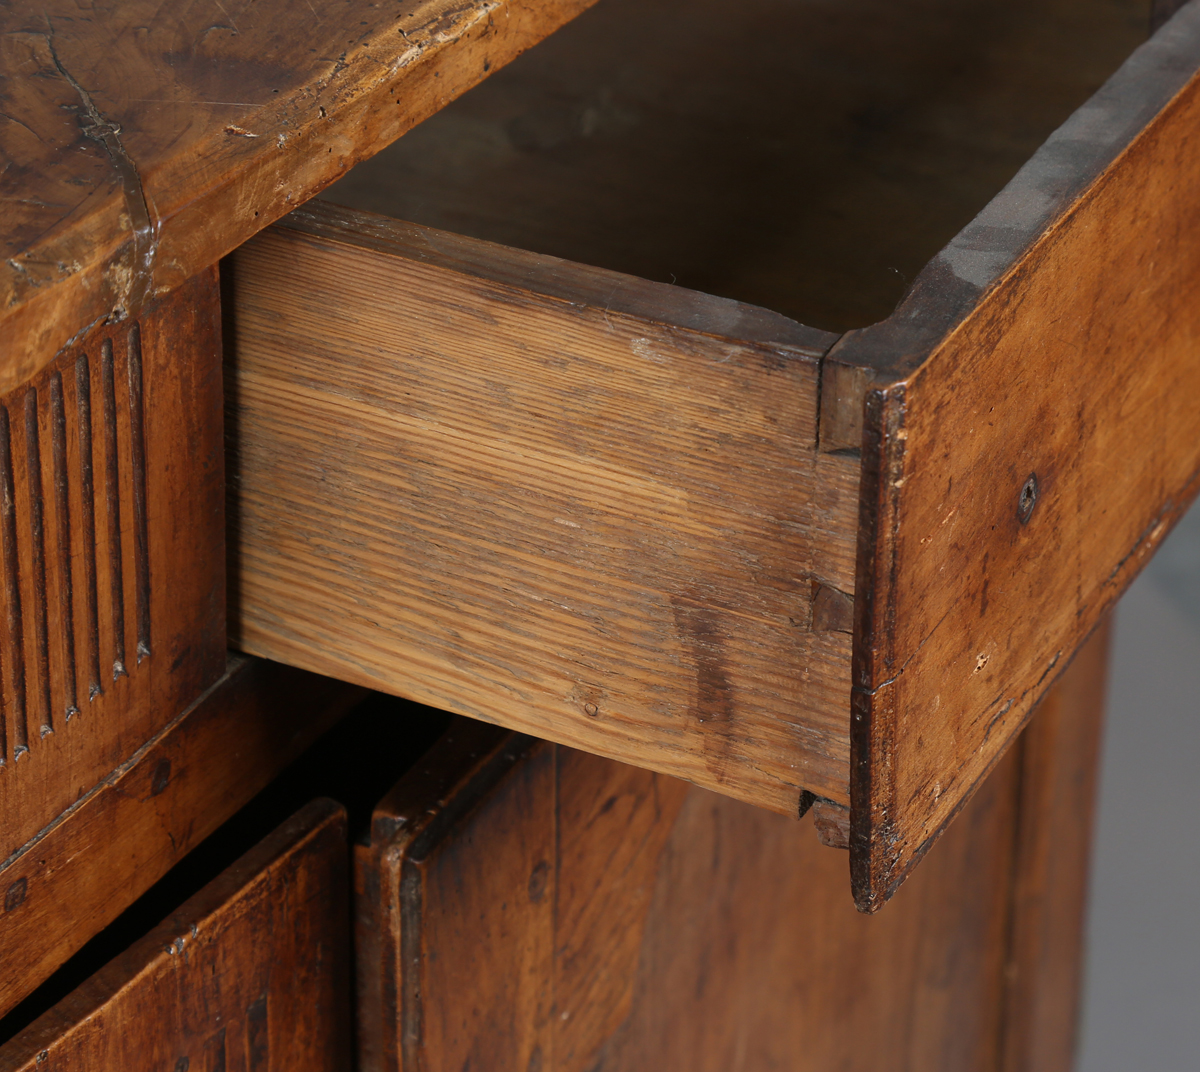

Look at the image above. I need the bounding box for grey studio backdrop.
[1077,499,1200,1070]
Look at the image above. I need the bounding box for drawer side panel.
[226,209,858,811]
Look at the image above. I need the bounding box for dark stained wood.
[0,799,350,1072]
[325,0,1149,338]
[841,8,1200,909]
[1000,618,1111,1072]
[0,270,225,867]
[0,655,364,1019]
[0,0,599,392]
[353,720,543,1072]
[356,718,1038,1072]
[226,201,857,814]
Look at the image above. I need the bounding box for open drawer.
[225,0,1200,908]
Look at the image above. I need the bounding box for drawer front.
[0,658,364,1019]
[353,661,1107,1072]
[835,4,1200,907]
[226,206,858,814]
[0,800,350,1072]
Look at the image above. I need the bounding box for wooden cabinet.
[0,800,350,1072]
[354,624,1107,1072]
[0,0,1193,1067]
[223,0,1200,906]
[0,629,1108,1071]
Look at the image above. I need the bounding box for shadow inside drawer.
[323,0,1149,332]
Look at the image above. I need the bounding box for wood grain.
[0,0,598,392]
[0,655,364,1020]
[227,201,857,812]
[353,719,543,1072]
[1000,618,1111,1072]
[842,7,1200,909]
[0,799,351,1072]
[0,270,225,866]
[353,709,1101,1071]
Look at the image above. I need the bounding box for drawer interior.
[321,0,1150,333]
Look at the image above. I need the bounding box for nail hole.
[1017,473,1039,524]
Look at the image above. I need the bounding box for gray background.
[1078,501,1200,1070]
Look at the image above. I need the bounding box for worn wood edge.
[355,719,534,1072]
[852,610,1121,913]
[0,0,600,394]
[844,5,1200,909]
[279,201,839,358]
[0,798,347,1069]
[367,718,526,848]
[820,1,1200,447]
[848,385,904,911]
[0,655,365,1017]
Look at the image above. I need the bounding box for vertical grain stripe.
[49,372,79,720]
[203,1026,228,1072]
[0,408,18,760]
[75,353,103,699]
[127,324,151,661]
[101,338,127,679]
[24,389,52,737]
[246,995,269,1071]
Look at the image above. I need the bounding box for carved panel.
[0,270,225,862]
[0,330,151,758]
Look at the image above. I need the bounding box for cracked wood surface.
[841,6,1200,909]
[0,0,596,394]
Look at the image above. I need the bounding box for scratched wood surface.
[0,799,350,1072]
[0,656,364,1020]
[0,269,225,868]
[227,202,858,813]
[0,0,597,391]
[841,6,1200,909]
[354,680,1106,1072]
